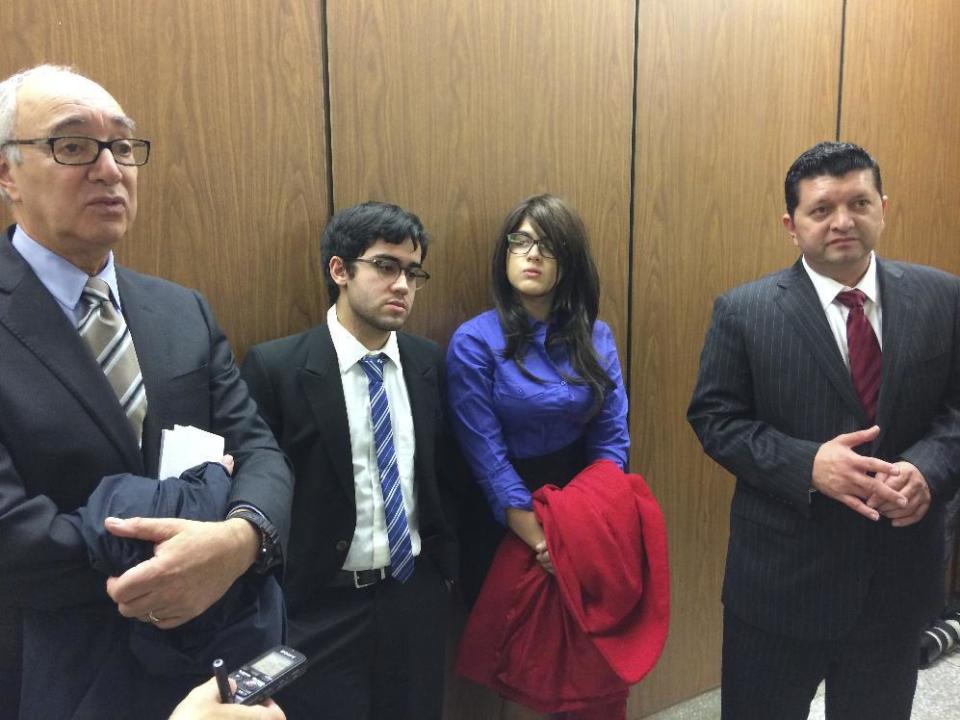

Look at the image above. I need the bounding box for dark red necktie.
[836,289,881,423]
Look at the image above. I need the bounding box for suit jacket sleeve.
[687,294,821,513]
[237,343,282,443]
[0,442,108,608]
[895,273,960,498]
[193,292,294,558]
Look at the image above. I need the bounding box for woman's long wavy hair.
[491,194,613,416]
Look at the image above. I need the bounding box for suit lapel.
[0,237,143,471]
[776,260,865,420]
[117,270,169,474]
[873,260,911,447]
[398,333,436,485]
[300,324,355,498]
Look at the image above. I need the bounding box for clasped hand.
[505,507,555,574]
[104,454,260,628]
[104,515,260,627]
[812,425,930,526]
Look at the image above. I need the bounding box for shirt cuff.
[492,485,533,525]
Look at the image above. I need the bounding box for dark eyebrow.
[370,254,422,269]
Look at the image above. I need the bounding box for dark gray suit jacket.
[0,230,294,717]
[240,323,459,621]
[688,257,960,641]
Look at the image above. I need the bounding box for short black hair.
[784,141,882,218]
[320,201,429,304]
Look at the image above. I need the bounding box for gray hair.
[0,64,80,202]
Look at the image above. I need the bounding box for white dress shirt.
[802,251,883,369]
[326,305,420,571]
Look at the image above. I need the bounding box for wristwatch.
[227,506,280,573]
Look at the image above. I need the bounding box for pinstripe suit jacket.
[688,257,960,641]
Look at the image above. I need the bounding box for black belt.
[328,567,389,589]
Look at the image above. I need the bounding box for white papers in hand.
[158,424,225,480]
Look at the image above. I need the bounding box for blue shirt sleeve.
[446,320,533,524]
[583,321,630,467]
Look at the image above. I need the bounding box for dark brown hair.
[491,194,612,415]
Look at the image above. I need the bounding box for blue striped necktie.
[78,277,148,442]
[358,354,414,583]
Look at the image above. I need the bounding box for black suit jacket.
[0,230,294,716]
[241,323,459,619]
[688,258,960,641]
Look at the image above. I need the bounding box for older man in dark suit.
[688,141,960,719]
[0,64,293,718]
[241,201,459,720]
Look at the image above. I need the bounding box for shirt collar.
[12,224,122,311]
[801,251,879,310]
[326,304,401,373]
[529,317,548,339]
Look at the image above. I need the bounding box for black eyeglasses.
[506,232,556,259]
[1,136,151,166]
[349,257,430,289]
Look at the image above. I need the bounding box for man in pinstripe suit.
[688,142,960,719]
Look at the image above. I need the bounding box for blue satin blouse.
[446,309,629,524]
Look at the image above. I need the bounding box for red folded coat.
[456,460,670,714]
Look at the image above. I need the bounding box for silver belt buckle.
[354,567,386,589]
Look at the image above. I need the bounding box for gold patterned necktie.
[78,277,148,442]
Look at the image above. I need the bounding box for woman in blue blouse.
[446,193,629,604]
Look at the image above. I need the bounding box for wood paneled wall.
[842,0,960,275]
[0,0,329,354]
[326,0,635,348]
[630,1,841,713]
[2,1,958,718]
[326,5,635,717]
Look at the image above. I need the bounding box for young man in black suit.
[689,142,960,719]
[241,202,458,720]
